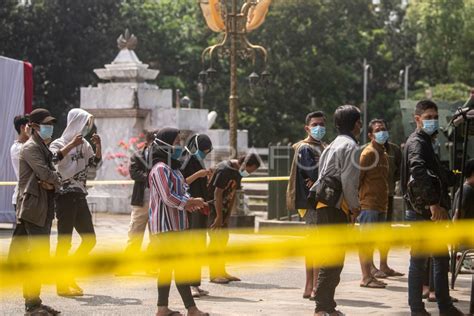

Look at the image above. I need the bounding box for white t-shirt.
[10,140,22,205]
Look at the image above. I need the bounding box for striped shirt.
[148,162,190,234]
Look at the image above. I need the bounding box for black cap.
[29,108,57,124]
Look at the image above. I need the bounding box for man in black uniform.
[401,100,464,316]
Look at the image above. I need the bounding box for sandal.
[225,274,241,282]
[360,278,386,289]
[57,287,84,297]
[210,277,230,284]
[371,268,388,279]
[382,268,404,277]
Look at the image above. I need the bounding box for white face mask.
[81,124,91,136]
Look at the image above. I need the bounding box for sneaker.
[191,286,201,298]
[25,304,61,316]
[462,258,474,271]
[197,287,209,296]
[440,306,465,316]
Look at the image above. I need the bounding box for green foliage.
[411,82,472,102]
[1,0,472,146]
[405,0,473,85]
[1,0,123,135]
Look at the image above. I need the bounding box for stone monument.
[81,30,210,213]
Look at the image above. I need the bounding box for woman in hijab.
[49,108,101,296]
[181,134,213,298]
[148,127,209,316]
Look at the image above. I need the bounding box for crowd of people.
[6,101,473,316]
[286,101,472,316]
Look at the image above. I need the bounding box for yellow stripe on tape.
[0,182,17,186]
[0,177,290,186]
[242,176,289,182]
[1,220,473,288]
[88,180,134,185]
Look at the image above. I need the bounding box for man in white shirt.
[10,115,30,210]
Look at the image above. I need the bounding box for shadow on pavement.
[63,294,142,306]
[0,228,13,239]
[337,299,390,309]
[386,277,408,283]
[385,285,409,293]
[199,295,261,303]
[220,281,298,290]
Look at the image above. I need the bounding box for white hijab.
[50,109,94,180]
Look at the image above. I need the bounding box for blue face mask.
[422,119,439,136]
[310,126,326,141]
[239,169,250,177]
[171,146,183,160]
[38,125,54,140]
[194,149,207,160]
[155,138,183,160]
[374,131,389,145]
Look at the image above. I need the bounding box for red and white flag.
[0,56,34,222]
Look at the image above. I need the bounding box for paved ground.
[0,213,472,316]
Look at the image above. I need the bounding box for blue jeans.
[358,210,386,224]
[405,210,453,313]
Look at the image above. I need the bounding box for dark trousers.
[152,235,195,309]
[188,211,208,287]
[405,210,453,313]
[55,192,96,260]
[387,196,394,221]
[313,207,348,313]
[9,207,53,310]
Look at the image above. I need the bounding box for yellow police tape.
[1,220,473,287]
[0,177,290,186]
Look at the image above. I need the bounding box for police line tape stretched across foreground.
[1,220,473,288]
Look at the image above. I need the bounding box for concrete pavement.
[0,213,472,315]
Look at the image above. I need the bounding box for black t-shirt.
[208,160,242,211]
[453,183,474,219]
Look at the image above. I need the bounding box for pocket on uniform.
[20,192,40,213]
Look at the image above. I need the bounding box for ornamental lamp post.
[198,0,271,158]
[197,82,207,109]
[362,58,372,145]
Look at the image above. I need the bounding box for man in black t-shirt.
[208,154,260,284]
[453,158,474,220]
